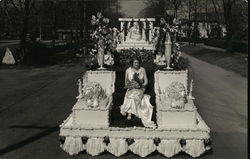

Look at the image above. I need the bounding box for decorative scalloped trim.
[158,107,197,112]
[60,137,209,157]
[62,135,210,140]
[61,123,209,133]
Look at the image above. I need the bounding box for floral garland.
[118,48,155,63]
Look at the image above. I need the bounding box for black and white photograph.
[0,0,248,158]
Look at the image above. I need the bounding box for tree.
[4,0,36,61]
[170,0,182,19]
[143,0,173,19]
[211,0,248,52]
[222,0,235,53]
[182,0,196,45]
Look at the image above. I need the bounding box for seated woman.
[120,57,155,128]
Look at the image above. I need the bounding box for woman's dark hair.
[129,56,142,67]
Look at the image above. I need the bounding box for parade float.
[59,13,211,158]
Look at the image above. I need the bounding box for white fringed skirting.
[60,136,210,158]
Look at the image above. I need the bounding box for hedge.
[177,37,205,43]
[204,39,248,53]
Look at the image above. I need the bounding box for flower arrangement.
[81,82,107,107]
[170,43,189,70]
[153,17,189,70]
[164,82,186,109]
[151,27,160,45]
[88,12,121,68]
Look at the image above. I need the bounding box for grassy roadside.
[181,45,248,77]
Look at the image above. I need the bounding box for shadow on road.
[0,125,59,156]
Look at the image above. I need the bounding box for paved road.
[0,54,247,159]
[182,53,247,159]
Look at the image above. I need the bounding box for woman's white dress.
[120,67,155,128]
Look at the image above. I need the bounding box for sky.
[119,0,147,17]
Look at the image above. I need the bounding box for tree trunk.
[83,0,87,55]
[188,0,191,45]
[223,0,233,53]
[79,0,84,50]
[193,0,198,46]
[20,15,29,63]
[52,6,56,48]
[175,7,178,19]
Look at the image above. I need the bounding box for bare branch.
[8,0,21,13]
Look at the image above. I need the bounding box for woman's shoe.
[127,113,131,120]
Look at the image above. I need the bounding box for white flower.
[91,20,96,26]
[103,18,109,24]
[97,12,103,19]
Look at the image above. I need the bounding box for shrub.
[25,42,56,65]
[177,37,205,43]
[204,39,248,53]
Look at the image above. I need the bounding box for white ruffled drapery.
[61,137,207,158]
[86,137,106,156]
[183,139,206,158]
[61,136,85,155]
[157,139,182,157]
[106,138,128,157]
[129,139,156,157]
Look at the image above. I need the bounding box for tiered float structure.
[59,17,211,158]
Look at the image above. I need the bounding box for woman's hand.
[125,80,140,90]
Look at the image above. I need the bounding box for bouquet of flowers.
[124,73,144,90]
[124,80,140,90]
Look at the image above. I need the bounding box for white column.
[142,21,146,41]
[120,21,124,32]
[127,21,131,29]
[126,21,131,41]
[120,21,125,42]
[149,21,153,42]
